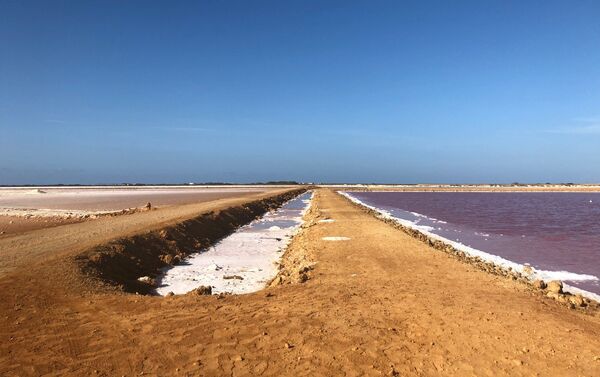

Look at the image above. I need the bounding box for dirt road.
[1,189,600,376]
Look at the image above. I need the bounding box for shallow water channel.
[155,191,312,295]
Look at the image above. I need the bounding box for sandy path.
[0,188,287,277]
[1,189,600,376]
[0,216,84,239]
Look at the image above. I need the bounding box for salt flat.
[0,186,279,237]
[0,186,272,212]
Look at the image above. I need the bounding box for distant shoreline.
[0,184,302,189]
[2,183,600,192]
[322,184,600,192]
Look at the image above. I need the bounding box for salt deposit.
[155,191,312,295]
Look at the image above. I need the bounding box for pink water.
[346,191,600,296]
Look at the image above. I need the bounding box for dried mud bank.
[338,191,600,312]
[76,189,306,295]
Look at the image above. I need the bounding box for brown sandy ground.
[0,216,83,238]
[2,189,600,376]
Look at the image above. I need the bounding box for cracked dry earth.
[2,189,600,376]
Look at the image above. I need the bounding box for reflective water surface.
[347,191,600,296]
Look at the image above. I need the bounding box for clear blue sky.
[1,1,599,184]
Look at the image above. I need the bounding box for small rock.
[546,291,560,300]
[284,342,294,349]
[233,355,243,362]
[299,265,312,273]
[547,280,563,294]
[223,275,243,280]
[192,286,212,295]
[298,273,308,283]
[532,280,547,290]
[569,294,586,307]
[137,276,155,286]
[522,265,534,275]
[144,202,152,210]
[272,276,284,285]
[166,292,174,297]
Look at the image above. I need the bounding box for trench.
[155,191,312,295]
[76,188,306,295]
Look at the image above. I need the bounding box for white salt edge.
[340,191,600,303]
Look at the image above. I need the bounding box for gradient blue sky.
[1,1,599,184]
